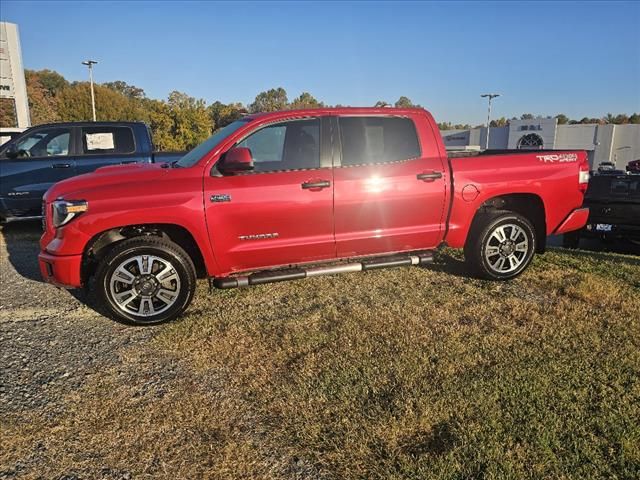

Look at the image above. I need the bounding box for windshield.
[175,119,250,168]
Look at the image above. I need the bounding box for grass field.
[2,248,639,479]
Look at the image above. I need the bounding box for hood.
[44,163,166,202]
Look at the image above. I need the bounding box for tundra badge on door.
[210,194,231,203]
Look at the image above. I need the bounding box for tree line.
[0,69,637,150]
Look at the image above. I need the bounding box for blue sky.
[2,0,639,124]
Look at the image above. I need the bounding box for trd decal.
[536,153,578,163]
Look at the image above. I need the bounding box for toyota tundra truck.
[38,108,590,324]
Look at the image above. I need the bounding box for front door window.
[12,128,71,158]
[237,118,320,172]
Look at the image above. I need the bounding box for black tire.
[94,236,196,325]
[464,210,536,280]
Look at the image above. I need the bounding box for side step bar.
[212,251,434,289]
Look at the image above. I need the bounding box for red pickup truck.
[39,108,590,324]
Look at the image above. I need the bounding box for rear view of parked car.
[564,169,640,247]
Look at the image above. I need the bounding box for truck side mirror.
[218,147,254,174]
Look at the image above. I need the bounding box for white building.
[441,119,640,169]
[0,22,30,129]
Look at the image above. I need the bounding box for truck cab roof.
[243,107,429,122]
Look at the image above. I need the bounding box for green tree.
[613,114,629,124]
[629,113,640,124]
[249,88,288,113]
[520,113,535,120]
[145,99,178,151]
[166,91,212,150]
[31,69,68,96]
[103,80,146,99]
[289,92,323,109]
[394,96,421,108]
[490,117,508,127]
[555,114,569,125]
[209,101,246,129]
[374,100,390,107]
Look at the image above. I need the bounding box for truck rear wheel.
[94,236,196,325]
[464,211,536,280]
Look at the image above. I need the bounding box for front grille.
[41,201,47,230]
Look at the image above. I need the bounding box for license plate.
[595,223,612,232]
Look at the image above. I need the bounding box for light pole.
[481,93,500,150]
[82,60,98,121]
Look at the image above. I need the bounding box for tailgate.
[585,174,640,225]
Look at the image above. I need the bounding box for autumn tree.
[249,88,288,113]
[57,82,148,122]
[0,99,18,127]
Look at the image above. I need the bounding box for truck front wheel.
[94,236,196,325]
[464,211,536,280]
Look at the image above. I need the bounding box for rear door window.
[80,126,135,155]
[338,116,421,166]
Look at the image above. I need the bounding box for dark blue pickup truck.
[0,121,185,221]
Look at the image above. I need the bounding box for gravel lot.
[0,222,183,478]
[0,223,161,415]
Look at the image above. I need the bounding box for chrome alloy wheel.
[484,223,529,274]
[109,255,181,318]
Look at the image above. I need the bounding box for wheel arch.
[81,223,207,284]
[466,193,547,253]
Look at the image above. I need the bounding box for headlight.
[52,199,88,228]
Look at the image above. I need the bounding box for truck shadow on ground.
[1,220,98,315]
[1,220,44,282]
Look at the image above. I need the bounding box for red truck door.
[333,115,447,257]
[203,117,335,274]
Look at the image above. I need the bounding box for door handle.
[51,163,71,169]
[417,171,442,181]
[301,180,331,189]
[120,160,137,165]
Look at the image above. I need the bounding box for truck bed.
[448,149,579,159]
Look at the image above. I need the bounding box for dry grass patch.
[1,248,639,479]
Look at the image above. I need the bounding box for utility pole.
[82,60,98,121]
[481,93,500,150]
